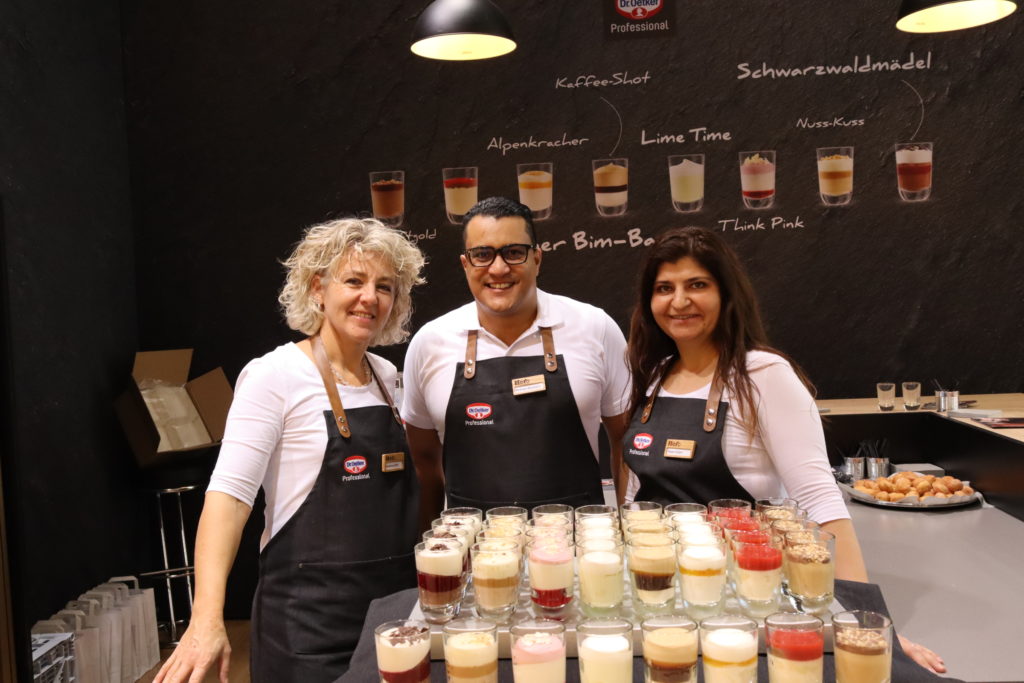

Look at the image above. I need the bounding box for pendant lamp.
[897,0,1017,32]
[411,0,516,60]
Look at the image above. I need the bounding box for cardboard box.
[115,349,233,468]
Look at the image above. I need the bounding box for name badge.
[381,452,406,472]
[511,374,546,396]
[664,439,696,460]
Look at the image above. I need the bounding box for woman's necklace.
[331,356,370,386]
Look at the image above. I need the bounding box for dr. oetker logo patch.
[466,403,493,420]
[633,433,654,450]
[343,456,367,474]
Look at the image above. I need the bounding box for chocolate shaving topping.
[428,542,450,552]
[385,624,427,645]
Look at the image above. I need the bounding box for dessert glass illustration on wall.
[816,147,854,206]
[443,167,479,224]
[668,154,705,213]
[516,162,554,220]
[894,142,933,201]
[592,158,629,216]
[369,170,405,227]
[739,151,776,209]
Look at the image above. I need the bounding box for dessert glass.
[443,507,484,535]
[368,170,405,227]
[739,150,776,209]
[511,619,566,683]
[667,154,705,213]
[784,530,835,613]
[517,162,554,220]
[576,618,633,683]
[708,498,752,523]
[765,612,824,683]
[732,534,782,617]
[642,614,698,683]
[816,147,854,206]
[677,536,727,619]
[592,158,629,216]
[527,538,575,614]
[487,505,529,526]
[442,166,479,224]
[627,534,677,615]
[620,501,663,523]
[832,611,893,683]
[895,142,933,202]
[470,540,520,622]
[374,619,431,683]
[577,537,624,617]
[443,617,499,683]
[699,615,758,683]
[414,538,466,623]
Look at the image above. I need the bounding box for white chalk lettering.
[486,133,590,156]
[737,51,932,80]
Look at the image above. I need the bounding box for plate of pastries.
[840,472,981,509]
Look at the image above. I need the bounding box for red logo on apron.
[615,0,663,20]
[343,455,367,474]
[633,433,654,449]
[466,403,493,420]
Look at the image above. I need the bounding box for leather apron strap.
[640,359,724,433]
[464,329,478,379]
[310,335,350,438]
[539,326,558,373]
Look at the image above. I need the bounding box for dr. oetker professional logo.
[343,456,367,474]
[633,433,654,450]
[615,0,663,20]
[466,403,493,420]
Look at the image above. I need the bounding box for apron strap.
[539,327,558,373]
[366,357,403,427]
[703,375,724,433]
[310,335,352,438]
[640,358,723,431]
[464,330,478,379]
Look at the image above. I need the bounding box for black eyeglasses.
[464,243,536,267]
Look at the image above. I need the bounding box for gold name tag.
[511,374,546,396]
[664,439,696,460]
[381,452,405,472]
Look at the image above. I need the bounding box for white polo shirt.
[401,289,631,460]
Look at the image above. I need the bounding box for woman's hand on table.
[899,634,947,674]
[153,615,232,683]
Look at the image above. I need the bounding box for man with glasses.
[401,196,630,520]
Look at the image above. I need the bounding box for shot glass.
[575,504,618,524]
[443,506,484,535]
[576,618,633,683]
[756,498,799,523]
[592,158,628,216]
[443,166,479,224]
[444,617,499,683]
[876,382,896,412]
[374,619,431,683]
[470,541,521,622]
[766,612,824,683]
[677,536,727,619]
[699,615,758,683]
[783,530,835,614]
[832,611,893,683]
[664,502,707,523]
[620,501,663,523]
[511,619,566,683]
[517,162,554,220]
[627,534,677,614]
[532,503,574,522]
[624,520,676,543]
[414,538,466,623]
[707,498,752,522]
[816,147,854,206]
[577,537,624,617]
[368,170,405,227]
[739,150,776,209]
[668,154,705,213]
[732,535,782,617]
[487,505,529,527]
[526,538,575,613]
[641,615,698,683]
[902,381,922,410]
[895,142,933,202]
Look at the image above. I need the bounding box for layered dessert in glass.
[627,535,677,613]
[592,159,629,216]
[511,620,566,683]
[738,151,776,209]
[784,533,834,613]
[677,540,726,616]
[816,147,854,206]
[699,617,758,683]
[374,620,431,683]
[668,155,705,213]
[517,163,554,220]
[471,540,521,622]
[832,611,892,683]
[894,142,933,202]
[527,539,575,612]
[732,535,782,616]
[443,618,499,683]
[577,538,624,616]
[442,167,479,224]
[766,612,824,683]
[414,538,466,623]
[576,619,633,683]
[642,615,698,683]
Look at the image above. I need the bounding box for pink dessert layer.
[530,546,572,564]
[512,635,564,664]
[741,164,774,174]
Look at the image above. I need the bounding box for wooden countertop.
[816,392,1024,444]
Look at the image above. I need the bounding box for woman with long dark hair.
[619,226,943,671]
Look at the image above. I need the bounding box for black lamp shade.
[411,0,516,61]
[897,0,1017,32]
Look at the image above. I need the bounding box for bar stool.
[140,485,197,645]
